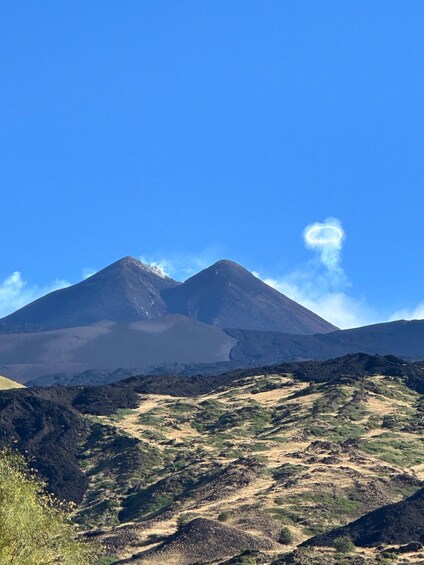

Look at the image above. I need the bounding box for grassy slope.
[76,373,424,563]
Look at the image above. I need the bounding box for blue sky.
[1,1,423,328]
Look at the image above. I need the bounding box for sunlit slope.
[80,370,424,562]
[0,375,25,390]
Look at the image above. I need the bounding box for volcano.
[0,257,180,333]
[0,256,340,382]
[0,257,336,335]
[162,260,337,334]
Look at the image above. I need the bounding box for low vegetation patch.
[0,449,97,564]
[360,433,424,467]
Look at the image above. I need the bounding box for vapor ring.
[305,224,344,246]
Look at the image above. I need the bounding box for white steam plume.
[256,217,379,328]
[303,217,346,284]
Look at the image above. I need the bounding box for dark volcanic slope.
[0,391,89,502]
[26,367,142,388]
[304,488,424,547]
[162,260,337,334]
[0,257,179,333]
[228,319,424,364]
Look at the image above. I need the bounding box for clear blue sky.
[1,1,423,327]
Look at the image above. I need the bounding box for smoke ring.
[305,224,344,247]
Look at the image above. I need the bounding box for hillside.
[84,366,424,563]
[1,354,424,563]
[304,487,424,548]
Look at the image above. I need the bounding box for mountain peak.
[162,260,337,334]
[118,255,137,263]
[0,257,180,332]
[185,259,256,285]
[209,259,245,269]
[201,259,253,278]
[103,256,170,279]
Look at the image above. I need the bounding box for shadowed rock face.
[0,257,180,333]
[162,260,337,334]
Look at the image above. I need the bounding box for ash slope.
[0,316,237,382]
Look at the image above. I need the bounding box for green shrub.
[218,511,231,522]
[176,512,199,528]
[230,557,257,565]
[0,448,97,564]
[278,526,293,544]
[382,415,399,429]
[272,462,304,481]
[333,535,355,553]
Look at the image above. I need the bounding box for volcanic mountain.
[2,256,424,385]
[0,257,339,381]
[0,257,336,335]
[0,256,180,333]
[162,260,337,334]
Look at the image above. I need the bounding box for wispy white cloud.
[0,272,70,318]
[262,275,378,329]
[81,268,97,280]
[389,302,424,322]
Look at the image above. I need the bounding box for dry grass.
[90,373,424,561]
[0,375,24,390]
